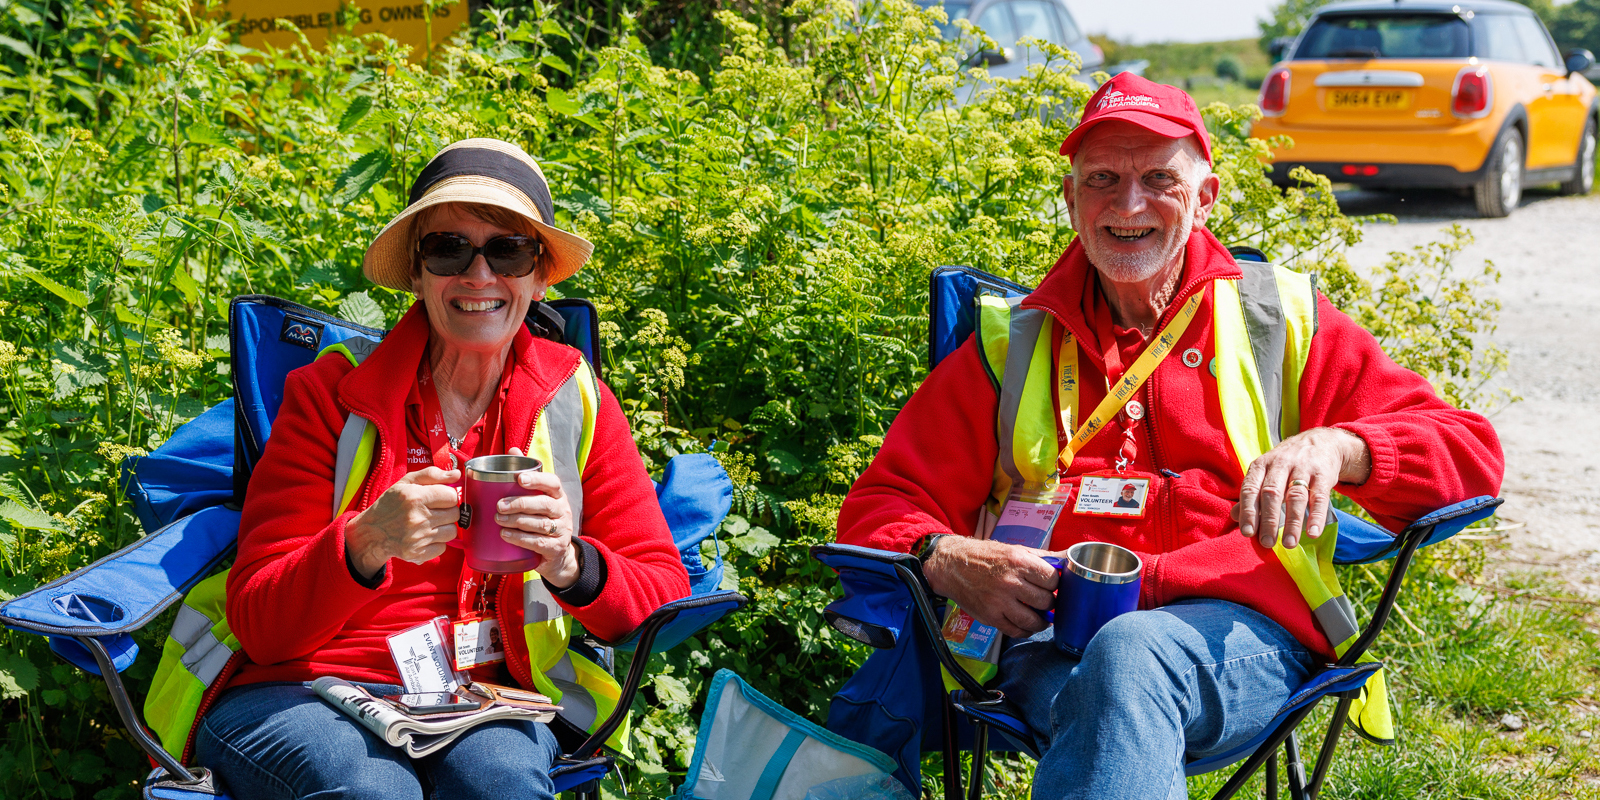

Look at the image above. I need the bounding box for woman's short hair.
[409,201,547,281]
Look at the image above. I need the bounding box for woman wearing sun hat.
[185,139,690,799]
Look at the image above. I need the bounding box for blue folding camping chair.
[811,256,1503,800]
[0,295,747,800]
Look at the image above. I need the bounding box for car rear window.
[1295,14,1470,59]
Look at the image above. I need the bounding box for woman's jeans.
[995,599,1318,800]
[195,681,560,800]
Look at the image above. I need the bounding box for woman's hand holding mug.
[495,447,580,589]
[345,466,463,580]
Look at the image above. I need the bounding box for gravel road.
[1338,187,1600,599]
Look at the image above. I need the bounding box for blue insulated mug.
[1045,542,1143,656]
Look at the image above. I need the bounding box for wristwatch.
[916,534,949,563]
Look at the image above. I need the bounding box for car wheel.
[1558,116,1596,196]
[1474,126,1524,218]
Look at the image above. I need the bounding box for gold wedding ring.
[1289,479,1308,488]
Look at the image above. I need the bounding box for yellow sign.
[213,0,469,61]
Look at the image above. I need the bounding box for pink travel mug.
[459,455,544,574]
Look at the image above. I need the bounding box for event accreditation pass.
[387,615,465,693]
[942,486,1072,663]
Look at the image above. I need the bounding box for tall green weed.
[0,0,1516,797]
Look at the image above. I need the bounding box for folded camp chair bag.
[678,670,911,800]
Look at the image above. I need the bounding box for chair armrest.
[809,543,999,703]
[0,506,240,674]
[1337,496,1504,665]
[566,590,748,759]
[1334,495,1503,565]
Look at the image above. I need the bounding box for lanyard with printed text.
[1053,290,1203,475]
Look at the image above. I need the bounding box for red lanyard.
[418,360,506,473]
[1090,289,1141,471]
[419,359,506,620]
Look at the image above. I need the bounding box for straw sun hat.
[361,138,594,291]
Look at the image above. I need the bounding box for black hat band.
[408,147,555,229]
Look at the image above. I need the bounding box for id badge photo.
[1072,471,1154,519]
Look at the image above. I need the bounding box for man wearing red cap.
[836,73,1501,796]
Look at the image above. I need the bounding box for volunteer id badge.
[1073,472,1153,518]
[451,616,506,671]
[386,615,465,693]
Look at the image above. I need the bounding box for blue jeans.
[195,681,560,800]
[995,599,1317,800]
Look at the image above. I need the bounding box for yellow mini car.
[1252,0,1597,217]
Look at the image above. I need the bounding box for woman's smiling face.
[411,203,549,356]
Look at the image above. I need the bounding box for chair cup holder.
[52,593,127,625]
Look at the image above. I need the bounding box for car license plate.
[1326,89,1411,110]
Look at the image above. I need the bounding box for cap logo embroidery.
[1098,90,1160,111]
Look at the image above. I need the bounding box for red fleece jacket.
[224,303,689,689]
[837,229,1504,657]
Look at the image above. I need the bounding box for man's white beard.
[1084,216,1193,284]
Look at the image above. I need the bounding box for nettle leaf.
[540,18,570,40]
[338,291,387,329]
[115,304,172,329]
[765,449,802,476]
[25,271,89,308]
[50,343,108,400]
[342,70,374,93]
[0,499,58,531]
[652,674,691,709]
[545,87,581,116]
[540,54,572,75]
[731,527,778,558]
[338,95,372,133]
[172,266,201,304]
[331,150,391,206]
[0,34,34,60]
[186,118,232,148]
[299,260,350,289]
[0,653,39,699]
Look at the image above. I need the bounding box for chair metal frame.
[813,493,1499,800]
[3,294,748,799]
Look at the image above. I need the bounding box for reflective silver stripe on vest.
[995,301,1048,488]
[523,578,562,624]
[543,373,587,533]
[1236,261,1287,446]
[547,653,599,730]
[172,604,234,686]
[1313,594,1359,645]
[332,415,369,517]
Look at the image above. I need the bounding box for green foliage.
[1257,0,1331,55]
[1551,0,1600,56]
[0,0,1530,797]
[1094,36,1271,88]
[1214,55,1244,83]
[1258,0,1595,55]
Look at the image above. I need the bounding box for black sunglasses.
[416,232,543,278]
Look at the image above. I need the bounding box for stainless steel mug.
[1046,541,1143,655]
[459,455,544,574]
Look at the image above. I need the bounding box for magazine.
[312,677,561,758]
[943,486,1072,663]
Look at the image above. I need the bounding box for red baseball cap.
[1059,72,1212,163]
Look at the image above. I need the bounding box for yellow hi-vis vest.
[145,341,631,764]
[968,260,1394,745]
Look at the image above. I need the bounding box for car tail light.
[1260,69,1289,117]
[1341,165,1380,177]
[1451,67,1492,118]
